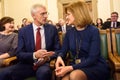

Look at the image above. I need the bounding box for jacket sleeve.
[16,28,34,64]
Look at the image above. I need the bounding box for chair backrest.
[108,29,120,80]
[112,29,120,56]
[99,30,108,60]
[58,31,65,46]
[106,29,115,54]
[106,29,120,70]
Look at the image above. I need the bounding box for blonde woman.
[55,1,110,80]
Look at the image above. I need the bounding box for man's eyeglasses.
[40,12,49,16]
[111,16,118,17]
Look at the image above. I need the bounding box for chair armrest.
[109,53,120,71]
[3,56,17,66]
[50,59,56,69]
[114,53,120,62]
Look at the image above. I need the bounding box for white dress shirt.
[32,23,46,59]
[32,23,46,49]
[62,24,66,33]
[111,22,117,28]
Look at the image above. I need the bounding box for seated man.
[102,12,120,29]
[0,4,60,80]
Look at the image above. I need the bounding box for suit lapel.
[28,24,35,51]
[44,24,49,49]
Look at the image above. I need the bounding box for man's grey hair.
[31,4,45,14]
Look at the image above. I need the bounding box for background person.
[0,16,18,62]
[95,18,103,29]
[102,12,120,29]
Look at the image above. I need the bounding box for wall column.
[0,0,4,18]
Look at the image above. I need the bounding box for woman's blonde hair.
[65,1,92,28]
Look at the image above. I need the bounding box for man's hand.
[34,49,47,59]
[34,50,54,66]
[47,51,55,57]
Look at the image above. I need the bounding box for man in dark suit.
[0,4,60,80]
[57,18,72,33]
[102,12,120,29]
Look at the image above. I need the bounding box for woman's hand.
[55,66,73,77]
[55,56,65,69]
[55,56,65,77]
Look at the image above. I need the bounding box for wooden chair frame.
[106,29,120,71]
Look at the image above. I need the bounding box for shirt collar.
[32,23,44,31]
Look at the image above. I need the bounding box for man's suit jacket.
[57,24,72,33]
[16,23,60,64]
[102,21,120,29]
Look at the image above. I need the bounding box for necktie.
[113,22,115,28]
[35,28,41,51]
[33,28,41,70]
